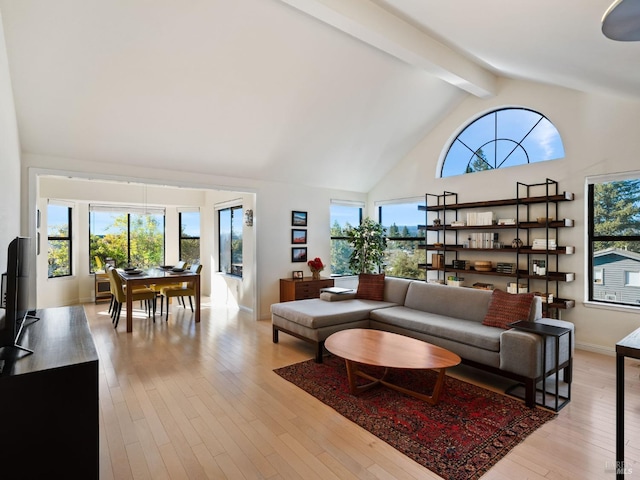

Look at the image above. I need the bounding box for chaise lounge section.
[271,276,574,408]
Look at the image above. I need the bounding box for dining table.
[117,267,201,333]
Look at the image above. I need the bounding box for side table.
[507,320,572,411]
[279,277,334,302]
[616,328,640,479]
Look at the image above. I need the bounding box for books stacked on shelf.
[531,259,546,275]
[431,253,444,268]
[451,220,466,227]
[466,211,493,226]
[534,292,554,303]
[507,282,528,294]
[472,282,494,290]
[497,218,516,225]
[467,232,499,249]
[532,238,557,250]
[496,262,515,274]
[452,259,470,270]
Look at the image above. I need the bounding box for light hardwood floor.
[86,299,638,479]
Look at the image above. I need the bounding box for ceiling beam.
[280,0,497,98]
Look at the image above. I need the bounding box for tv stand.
[10,313,40,355]
[0,306,98,478]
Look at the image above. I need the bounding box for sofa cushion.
[403,282,493,323]
[271,298,395,329]
[482,289,535,329]
[370,306,502,352]
[355,273,385,301]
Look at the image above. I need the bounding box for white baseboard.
[576,342,615,356]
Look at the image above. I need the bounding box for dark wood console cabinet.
[0,306,99,479]
[280,277,334,302]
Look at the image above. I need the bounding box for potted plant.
[346,217,387,274]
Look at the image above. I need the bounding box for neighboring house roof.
[594,248,640,264]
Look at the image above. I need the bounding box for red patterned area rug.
[274,356,555,480]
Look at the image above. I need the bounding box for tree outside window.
[48,203,72,278]
[219,206,243,277]
[378,201,425,280]
[330,203,362,275]
[89,207,165,271]
[589,177,640,306]
[179,211,200,265]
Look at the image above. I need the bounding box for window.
[89,206,165,271]
[179,211,200,265]
[378,200,425,280]
[441,107,564,177]
[330,202,362,275]
[594,268,604,285]
[47,203,72,278]
[588,176,640,306]
[625,271,640,287]
[218,205,243,277]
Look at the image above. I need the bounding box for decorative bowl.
[537,217,554,224]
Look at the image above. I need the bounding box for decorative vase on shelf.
[311,270,321,280]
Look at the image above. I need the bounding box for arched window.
[440,107,564,177]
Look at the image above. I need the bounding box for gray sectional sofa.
[271,276,574,408]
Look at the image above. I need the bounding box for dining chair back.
[108,267,156,329]
[159,263,202,320]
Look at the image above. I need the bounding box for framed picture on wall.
[291,229,307,244]
[292,211,307,226]
[291,247,307,263]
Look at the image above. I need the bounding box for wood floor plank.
[85,299,638,479]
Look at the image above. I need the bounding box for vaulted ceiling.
[1,1,636,192]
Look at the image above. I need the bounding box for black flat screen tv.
[0,236,35,354]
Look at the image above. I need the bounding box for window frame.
[179,210,201,265]
[377,199,425,280]
[330,201,363,276]
[47,203,73,278]
[89,206,166,273]
[440,107,565,178]
[218,205,243,277]
[587,174,640,308]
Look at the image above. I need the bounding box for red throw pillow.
[482,289,535,329]
[355,273,385,301]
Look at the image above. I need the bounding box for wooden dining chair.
[107,267,156,329]
[159,263,202,320]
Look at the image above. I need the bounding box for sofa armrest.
[500,329,542,378]
[500,319,574,378]
[319,292,357,302]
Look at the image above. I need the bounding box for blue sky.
[442,109,565,177]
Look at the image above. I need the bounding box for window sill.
[584,300,640,313]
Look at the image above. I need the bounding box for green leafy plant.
[346,217,387,274]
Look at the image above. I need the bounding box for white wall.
[0,11,21,272]
[369,78,640,353]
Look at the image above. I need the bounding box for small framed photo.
[292,270,303,279]
[291,229,307,244]
[291,247,307,263]
[292,210,307,226]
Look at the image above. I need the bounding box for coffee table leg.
[344,360,448,405]
[345,360,389,395]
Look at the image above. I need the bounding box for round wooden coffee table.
[325,328,461,405]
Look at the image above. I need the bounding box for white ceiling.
[0,0,636,192]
